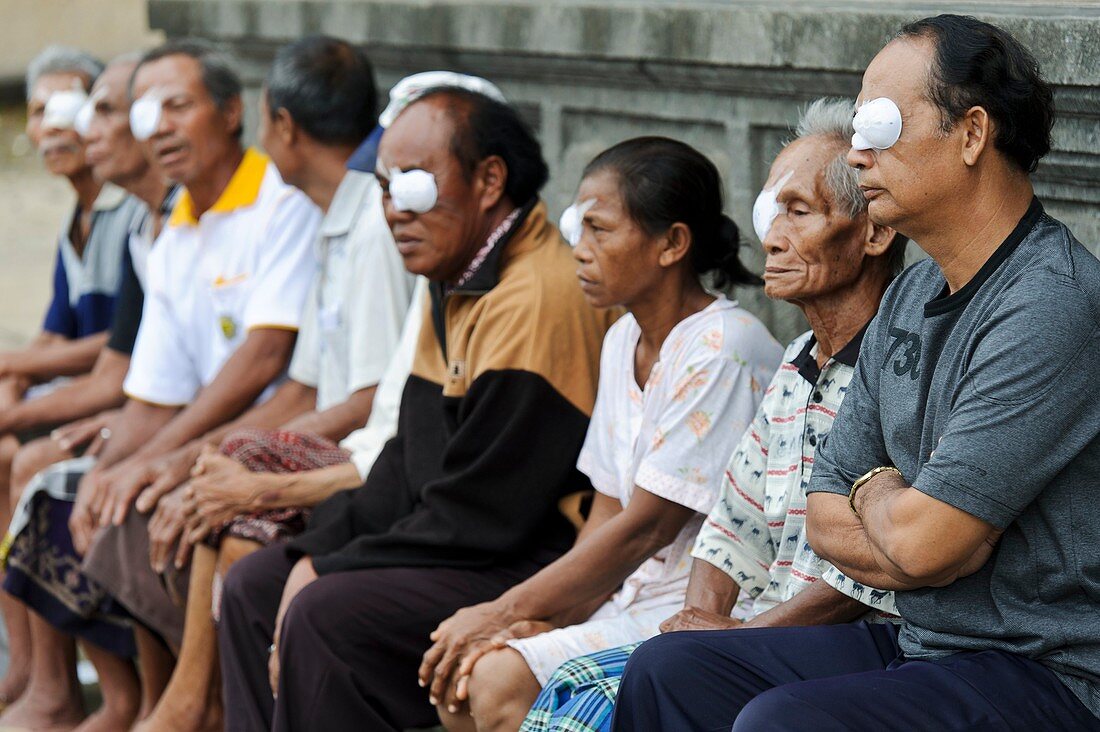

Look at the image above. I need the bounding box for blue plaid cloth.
[520,643,641,732]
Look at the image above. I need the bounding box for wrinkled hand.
[659,607,743,634]
[97,460,156,529]
[70,469,110,555]
[51,410,119,455]
[447,619,556,703]
[182,446,267,543]
[419,602,519,712]
[147,485,196,573]
[135,444,202,516]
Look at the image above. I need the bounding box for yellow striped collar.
[169,148,270,228]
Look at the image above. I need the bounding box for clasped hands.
[69,443,263,573]
[418,602,554,715]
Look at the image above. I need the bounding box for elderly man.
[0,53,176,732]
[615,15,1100,731]
[124,35,417,732]
[516,98,903,732]
[217,87,617,731]
[0,46,139,587]
[49,35,317,719]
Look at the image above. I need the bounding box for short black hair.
[897,14,1054,173]
[132,39,243,139]
[265,36,377,147]
[412,87,549,206]
[583,137,761,289]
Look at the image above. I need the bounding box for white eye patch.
[43,89,89,131]
[559,198,596,247]
[752,171,793,242]
[852,97,903,151]
[387,167,438,214]
[129,90,164,141]
[73,88,106,138]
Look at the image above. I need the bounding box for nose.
[572,230,593,264]
[847,146,873,171]
[383,194,415,228]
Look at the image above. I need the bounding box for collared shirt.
[124,149,320,407]
[43,183,143,339]
[579,297,782,610]
[692,328,899,617]
[288,171,417,411]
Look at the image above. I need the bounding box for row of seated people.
[0,10,1098,732]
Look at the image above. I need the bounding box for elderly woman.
[426,136,784,732]
[519,98,907,732]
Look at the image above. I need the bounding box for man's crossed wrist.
[848,466,902,518]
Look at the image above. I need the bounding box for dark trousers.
[218,543,552,732]
[612,622,1100,731]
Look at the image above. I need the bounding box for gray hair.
[794,98,865,220]
[793,97,908,273]
[25,45,104,99]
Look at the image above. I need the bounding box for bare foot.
[131,696,221,732]
[0,685,85,731]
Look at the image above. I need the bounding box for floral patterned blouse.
[577,296,783,610]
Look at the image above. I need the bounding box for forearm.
[1,353,127,433]
[683,558,742,616]
[134,333,294,459]
[8,333,109,380]
[190,379,317,451]
[96,400,179,470]
[807,492,916,590]
[281,386,376,442]
[500,506,689,623]
[743,579,868,628]
[252,462,362,510]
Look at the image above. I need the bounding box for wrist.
[849,466,901,518]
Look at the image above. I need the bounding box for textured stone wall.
[147,0,1100,343]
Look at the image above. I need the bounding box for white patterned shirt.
[578,296,783,610]
[692,328,899,617]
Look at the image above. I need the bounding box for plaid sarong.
[520,643,641,732]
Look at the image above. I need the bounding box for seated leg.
[464,647,541,732]
[611,622,901,731]
[218,544,295,732]
[0,609,84,729]
[74,641,140,732]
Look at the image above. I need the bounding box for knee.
[732,687,806,732]
[217,537,260,573]
[468,648,537,727]
[220,550,274,619]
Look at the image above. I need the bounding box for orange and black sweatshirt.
[290,201,619,574]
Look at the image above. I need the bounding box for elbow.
[878,534,958,585]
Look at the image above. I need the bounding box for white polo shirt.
[288,170,417,411]
[124,149,320,407]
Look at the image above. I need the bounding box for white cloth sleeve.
[339,277,427,480]
[287,277,321,389]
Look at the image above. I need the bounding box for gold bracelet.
[848,466,901,518]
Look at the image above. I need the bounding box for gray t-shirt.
[808,198,1100,716]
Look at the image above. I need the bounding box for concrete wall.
[2,0,163,90]
[145,0,1100,343]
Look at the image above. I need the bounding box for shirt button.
[813,391,823,403]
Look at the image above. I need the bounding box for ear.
[475,155,507,212]
[658,222,693,268]
[273,107,297,147]
[959,105,992,167]
[222,95,244,139]
[863,218,897,258]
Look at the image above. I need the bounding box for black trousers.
[612,622,1100,731]
[218,543,553,732]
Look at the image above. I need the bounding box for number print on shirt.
[884,327,921,380]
